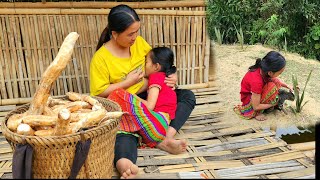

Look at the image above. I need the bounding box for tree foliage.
[206,0,320,60]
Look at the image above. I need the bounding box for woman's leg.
[169,89,196,134]
[114,133,139,179]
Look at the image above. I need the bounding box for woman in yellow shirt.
[90,4,196,179]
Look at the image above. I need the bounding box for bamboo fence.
[0,0,212,105]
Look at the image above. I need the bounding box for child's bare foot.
[156,138,187,154]
[255,114,267,121]
[116,158,139,179]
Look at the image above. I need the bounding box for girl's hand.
[125,69,144,86]
[164,73,178,90]
[288,85,294,92]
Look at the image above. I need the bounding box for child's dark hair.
[149,47,177,76]
[249,51,286,74]
[96,4,140,51]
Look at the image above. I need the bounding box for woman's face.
[268,67,285,78]
[113,21,140,48]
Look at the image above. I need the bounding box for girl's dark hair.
[149,47,177,76]
[96,4,140,51]
[249,51,286,74]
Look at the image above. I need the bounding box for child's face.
[268,67,285,78]
[145,52,159,77]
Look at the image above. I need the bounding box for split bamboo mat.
[0,87,315,179]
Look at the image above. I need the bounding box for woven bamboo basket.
[1,96,121,179]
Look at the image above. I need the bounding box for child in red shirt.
[234,51,293,121]
[108,47,186,153]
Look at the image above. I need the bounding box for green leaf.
[300,100,310,111]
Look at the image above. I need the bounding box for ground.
[213,44,320,130]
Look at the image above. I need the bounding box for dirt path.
[213,44,320,129]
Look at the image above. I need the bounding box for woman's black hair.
[96,4,140,51]
[149,47,177,76]
[249,51,286,75]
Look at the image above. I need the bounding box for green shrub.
[290,70,313,113]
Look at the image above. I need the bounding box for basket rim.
[1,96,121,145]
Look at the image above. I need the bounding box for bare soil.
[213,44,320,129]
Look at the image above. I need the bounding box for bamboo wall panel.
[0,5,209,103]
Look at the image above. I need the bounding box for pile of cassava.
[6,32,123,137]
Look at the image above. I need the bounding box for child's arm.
[273,78,293,92]
[251,93,275,111]
[144,87,160,110]
[134,86,160,110]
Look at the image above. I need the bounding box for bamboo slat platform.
[0,87,315,179]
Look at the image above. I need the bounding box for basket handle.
[68,131,92,179]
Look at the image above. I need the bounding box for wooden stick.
[27,32,79,115]
[34,129,54,136]
[70,108,107,133]
[16,123,35,136]
[43,106,55,116]
[22,115,57,127]
[7,113,24,131]
[53,108,71,136]
[287,141,315,151]
[66,91,82,101]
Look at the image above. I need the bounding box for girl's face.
[268,67,285,78]
[145,52,160,77]
[112,21,140,48]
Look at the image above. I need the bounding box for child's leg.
[108,88,169,146]
[156,137,187,155]
[255,81,280,121]
[114,133,139,179]
[234,81,280,121]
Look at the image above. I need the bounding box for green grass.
[290,69,313,114]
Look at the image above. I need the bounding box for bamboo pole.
[0,1,206,9]
[7,16,19,99]
[287,141,315,151]
[0,9,206,16]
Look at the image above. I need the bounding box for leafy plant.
[214,27,224,45]
[290,70,313,114]
[258,14,288,50]
[234,24,244,49]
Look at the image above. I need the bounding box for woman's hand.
[125,69,144,86]
[164,73,178,90]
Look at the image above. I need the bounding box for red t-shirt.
[148,72,177,119]
[240,68,265,105]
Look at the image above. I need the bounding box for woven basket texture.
[1,96,121,179]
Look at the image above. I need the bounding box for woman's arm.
[251,93,275,111]
[98,69,144,97]
[164,73,178,90]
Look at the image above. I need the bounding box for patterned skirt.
[108,88,170,147]
[234,81,281,119]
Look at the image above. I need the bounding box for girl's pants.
[234,81,281,119]
[108,88,170,148]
